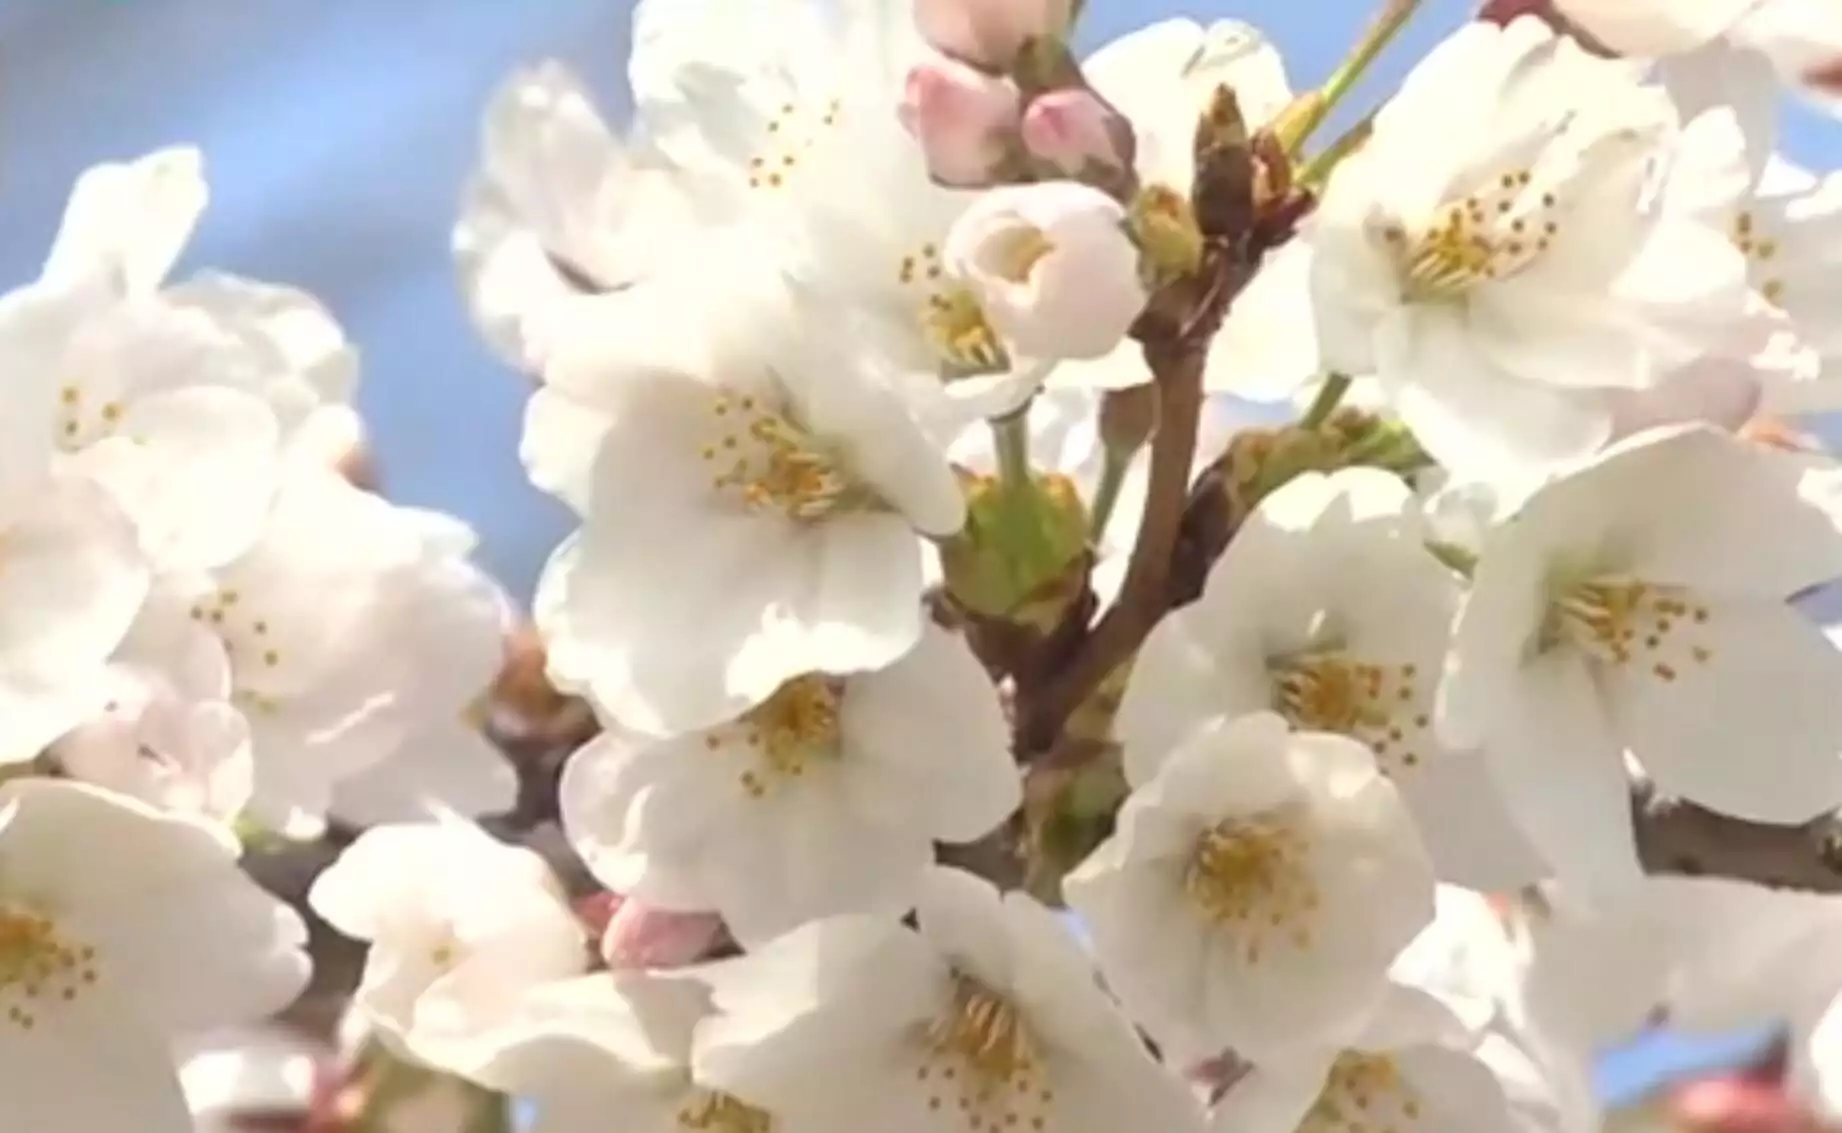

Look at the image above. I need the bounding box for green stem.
[1088,446,1132,541]
[1291,0,1426,154]
[1297,108,1376,190]
[1300,372,1353,431]
[991,412,1033,499]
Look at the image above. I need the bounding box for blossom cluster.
[11,0,1842,1130]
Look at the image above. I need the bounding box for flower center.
[1273,653,1431,775]
[745,96,842,193]
[1185,813,1320,964]
[917,972,1051,1131]
[1382,168,1560,301]
[1731,210,1787,306]
[677,1089,774,1133]
[700,390,859,521]
[922,286,1008,379]
[56,382,127,452]
[988,227,1056,285]
[0,904,101,1031]
[1302,1053,1424,1133]
[1546,576,1715,683]
[730,675,844,799]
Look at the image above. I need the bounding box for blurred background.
[0,0,1830,1126]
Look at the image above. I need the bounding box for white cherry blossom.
[560,621,1018,945]
[943,182,1148,363]
[179,471,508,833]
[1064,712,1435,1064]
[1208,988,1519,1133]
[0,778,309,1133]
[0,461,150,764]
[1439,425,1842,892]
[532,239,965,737]
[455,62,698,373]
[1118,468,1544,890]
[51,588,251,831]
[307,818,589,1060]
[694,867,1207,1133]
[1309,17,1749,475]
[432,969,780,1133]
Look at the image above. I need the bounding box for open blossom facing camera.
[694,867,1207,1133]
[1065,713,1435,1064]
[533,240,965,737]
[1310,17,1749,474]
[0,779,308,1133]
[308,819,588,1059]
[1117,468,1543,890]
[560,622,1018,945]
[1440,425,1842,891]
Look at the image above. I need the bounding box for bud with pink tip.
[601,898,725,969]
[1021,88,1134,184]
[898,57,1024,188]
[914,0,1076,70]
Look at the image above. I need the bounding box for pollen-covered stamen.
[0,905,101,1032]
[1273,653,1432,774]
[922,286,1008,378]
[746,95,844,192]
[1547,577,1716,683]
[1185,812,1320,965]
[676,1089,774,1133]
[55,382,128,451]
[727,675,844,799]
[917,971,1051,1131]
[1302,1053,1425,1133]
[1384,168,1562,301]
[701,391,859,520]
[1731,211,1788,306]
[190,586,290,711]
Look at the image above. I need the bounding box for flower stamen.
[918,972,1051,1131]
[702,392,857,520]
[1185,814,1319,964]
[733,675,844,799]
[1273,654,1429,773]
[0,905,101,1031]
[1547,577,1716,681]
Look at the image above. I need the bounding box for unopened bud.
[899,58,1024,188]
[914,0,1077,71]
[1021,89,1134,188]
[602,899,725,969]
[1192,85,1255,238]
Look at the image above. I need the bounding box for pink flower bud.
[914,0,1075,70]
[601,899,724,969]
[1021,89,1132,179]
[898,58,1023,188]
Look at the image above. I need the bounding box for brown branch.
[1634,783,1842,893]
[1016,335,1207,755]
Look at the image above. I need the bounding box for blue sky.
[0,1,1826,1100]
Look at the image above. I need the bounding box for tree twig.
[1633,782,1842,892]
